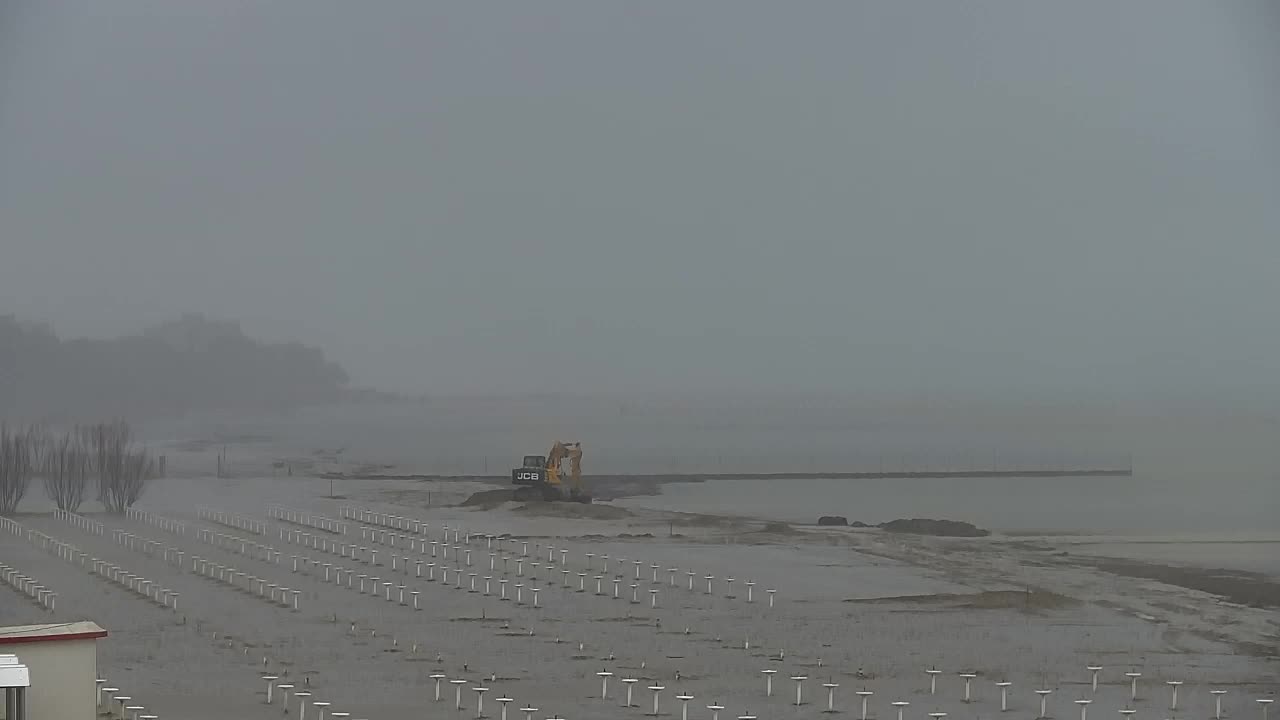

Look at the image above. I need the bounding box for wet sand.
[1077,558,1280,609]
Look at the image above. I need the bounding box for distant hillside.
[0,313,352,420]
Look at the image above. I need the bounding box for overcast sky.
[1,2,1277,396]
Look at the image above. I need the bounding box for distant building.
[0,622,107,720]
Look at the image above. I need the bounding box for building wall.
[8,639,97,720]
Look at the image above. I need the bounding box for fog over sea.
[141,396,1279,535]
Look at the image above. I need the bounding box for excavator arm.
[544,441,583,494]
[565,442,583,494]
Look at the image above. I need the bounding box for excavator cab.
[512,456,548,486]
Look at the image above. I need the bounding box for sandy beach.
[1,437,1276,720]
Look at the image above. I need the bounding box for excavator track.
[513,485,570,503]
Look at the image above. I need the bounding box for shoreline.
[169,440,1280,576]
[1075,556,1280,611]
[333,468,1134,482]
[323,468,1134,502]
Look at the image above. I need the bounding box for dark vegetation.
[817,516,990,536]
[0,420,154,514]
[0,313,351,419]
[0,425,38,514]
[878,518,990,537]
[83,421,154,513]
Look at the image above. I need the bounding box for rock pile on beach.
[815,516,990,536]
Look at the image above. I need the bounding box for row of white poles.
[193,527,280,564]
[352,524,662,605]
[274,524,432,610]
[25,514,180,610]
[52,508,105,535]
[64,508,295,612]
[197,506,266,536]
[269,506,348,535]
[588,667,1270,720]
[250,517,560,718]
[109,528,186,567]
[332,503,1277,720]
[109,510,337,718]
[126,504,190,538]
[267,507,1266,720]
[92,556,181,609]
[279,515,570,606]
[118,507,303,610]
[258,673,351,720]
[97,678,159,720]
[13,509,444,720]
[191,554,301,610]
[0,561,57,611]
[341,503,778,607]
[7,512,332,720]
[340,506,426,535]
[126,506,188,536]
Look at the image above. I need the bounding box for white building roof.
[0,654,30,688]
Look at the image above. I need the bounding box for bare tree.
[24,425,51,474]
[83,420,129,506]
[112,449,154,511]
[0,424,36,515]
[42,430,91,512]
[84,421,153,513]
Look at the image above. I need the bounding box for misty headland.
[0,312,370,420]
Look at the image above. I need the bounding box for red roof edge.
[0,630,109,646]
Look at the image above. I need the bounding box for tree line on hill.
[0,313,351,420]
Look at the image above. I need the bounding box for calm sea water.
[143,397,1279,534]
[614,475,1278,533]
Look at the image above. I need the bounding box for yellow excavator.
[511,441,590,503]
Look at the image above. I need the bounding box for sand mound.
[844,589,1075,611]
[460,489,516,509]
[666,513,741,529]
[754,521,806,536]
[878,518,990,537]
[458,489,634,519]
[512,502,631,520]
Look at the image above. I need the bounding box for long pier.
[593,468,1132,481]
[338,467,1132,482]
